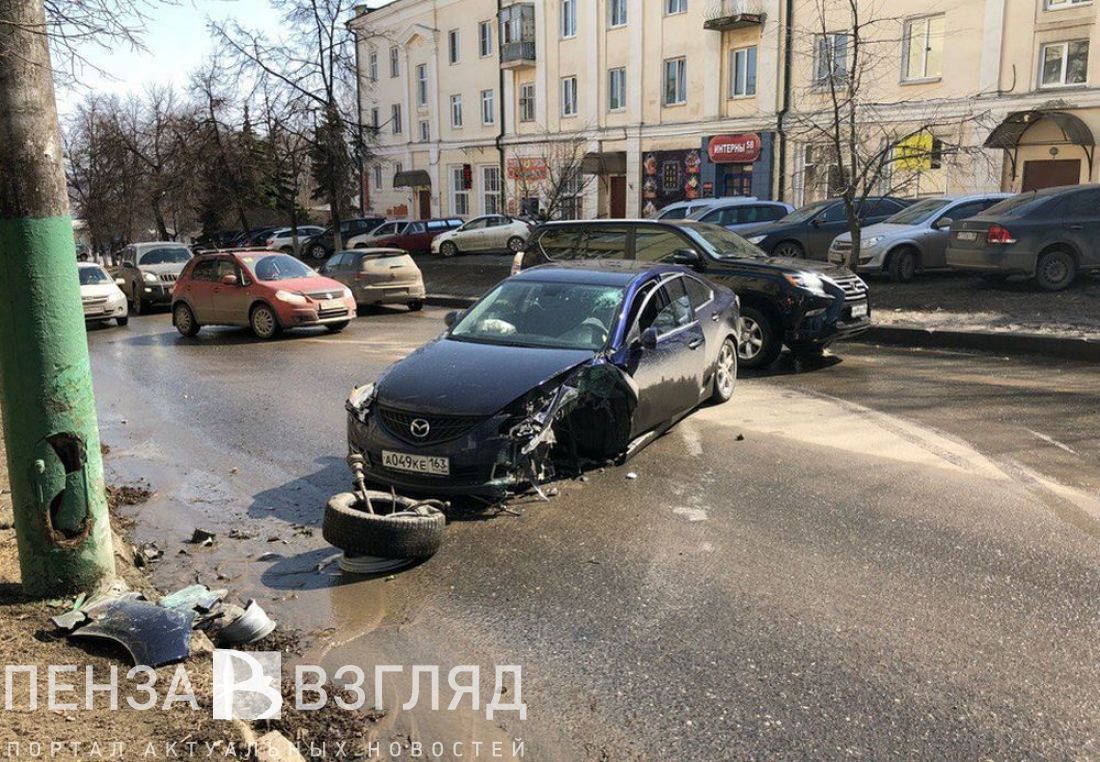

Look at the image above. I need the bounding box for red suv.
[171,251,356,339]
[372,218,463,254]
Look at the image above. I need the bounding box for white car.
[79,262,128,327]
[653,198,729,220]
[431,215,532,257]
[266,225,327,255]
[347,220,409,249]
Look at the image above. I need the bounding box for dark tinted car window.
[756,204,787,222]
[659,206,690,220]
[191,260,218,282]
[1063,189,1100,216]
[214,260,237,280]
[684,276,712,307]
[983,193,1047,217]
[659,278,693,330]
[537,228,588,259]
[585,226,631,259]
[942,200,991,223]
[635,228,691,261]
[820,203,847,222]
[636,285,670,333]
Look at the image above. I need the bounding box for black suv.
[517,220,870,368]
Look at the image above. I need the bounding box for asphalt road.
[87,309,1100,760]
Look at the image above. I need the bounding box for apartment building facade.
[350,0,1100,219]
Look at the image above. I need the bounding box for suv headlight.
[142,271,158,283]
[783,272,829,297]
[346,382,376,421]
[275,290,307,305]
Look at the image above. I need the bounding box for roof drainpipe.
[495,0,507,213]
[776,0,794,202]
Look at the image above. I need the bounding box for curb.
[425,294,477,309]
[855,326,1100,363]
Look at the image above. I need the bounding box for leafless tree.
[508,135,597,221]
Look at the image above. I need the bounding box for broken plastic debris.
[626,472,638,480]
[51,609,90,632]
[188,528,217,546]
[158,584,226,613]
[212,599,276,645]
[69,599,194,667]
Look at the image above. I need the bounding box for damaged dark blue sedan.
[345,261,740,497]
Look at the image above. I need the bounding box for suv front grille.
[160,273,178,283]
[829,274,869,301]
[376,406,487,446]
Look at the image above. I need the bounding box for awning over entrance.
[393,170,431,188]
[582,151,627,175]
[984,110,1095,182]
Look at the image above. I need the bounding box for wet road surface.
[87,310,1100,760]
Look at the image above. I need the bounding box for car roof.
[77,262,104,269]
[133,241,187,249]
[336,247,408,256]
[514,260,683,287]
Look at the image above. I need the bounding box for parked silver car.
[266,225,326,255]
[686,198,794,232]
[430,215,532,256]
[111,242,193,314]
[828,193,1011,282]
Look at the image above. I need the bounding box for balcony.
[704,0,766,31]
[499,3,536,69]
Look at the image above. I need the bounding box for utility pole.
[0,0,116,596]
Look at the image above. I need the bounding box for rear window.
[656,206,689,220]
[983,193,1048,217]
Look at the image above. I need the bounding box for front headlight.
[346,382,376,420]
[746,234,767,245]
[342,287,353,300]
[275,290,307,305]
[863,236,885,248]
[142,271,158,283]
[783,272,829,297]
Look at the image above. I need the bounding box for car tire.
[887,247,918,283]
[132,291,144,315]
[772,240,804,259]
[250,303,281,340]
[116,316,129,327]
[710,336,738,403]
[1035,248,1077,292]
[322,492,445,559]
[507,236,525,253]
[279,246,293,255]
[737,307,782,369]
[309,244,328,260]
[173,303,200,337]
[440,241,458,258]
[325,321,349,333]
[408,300,424,312]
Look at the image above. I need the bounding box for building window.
[372,165,383,190]
[450,94,464,128]
[608,67,626,111]
[559,171,583,219]
[664,57,687,105]
[1046,0,1090,7]
[1039,40,1089,87]
[479,21,493,57]
[391,104,402,134]
[389,46,400,78]
[394,162,403,178]
[370,107,379,132]
[813,32,849,85]
[666,0,687,14]
[730,46,757,97]
[481,89,495,124]
[416,64,428,106]
[561,76,578,116]
[448,29,460,64]
[368,51,378,81]
[609,0,627,27]
[451,166,470,215]
[482,166,501,214]
[519,83,536,122]
[419,120,430,142]
[902,15,944,81]
[561,0,577,38]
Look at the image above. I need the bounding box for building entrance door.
[418,190,432,219]
[609,176,627,218]
[722,165,754,197]
[1022,159,1081,191]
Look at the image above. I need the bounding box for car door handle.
[688,338,703,350]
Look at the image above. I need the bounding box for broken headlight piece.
[346,382,377,423]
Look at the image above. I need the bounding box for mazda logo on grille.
[409,419,431,439]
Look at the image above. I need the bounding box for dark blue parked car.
[345,261,740,497]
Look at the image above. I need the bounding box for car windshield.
[678,222,767,260]
[885,198,953,225]
[138,247,192,265]
[776,201,831,224]
[247,254,316,281]
[79,267,110,285]
[450,280,625,351]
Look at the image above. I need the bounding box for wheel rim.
[509,238,523,252]
[900,253,915,279]
[716,341,736,397]
[442,243,455,256]
[776,243,800,258]
[1042,255,1070,285]
[176,307,191,332]
[253,308,275,337]
[738,318,763,360]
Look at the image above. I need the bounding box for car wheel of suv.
[250,303,281,340]
[711,337,738,402]
[737,307,781,369]
[440,241,458,258]
[1035,248,1077,292]
[888,247,918,283]
[507,236,525,253]
[772,240,804,259]
[408,300,424,312]
[173,303,200,337]
[309,244,328,260]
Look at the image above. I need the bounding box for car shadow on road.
[117,325,342,347]
[738,351,843,380]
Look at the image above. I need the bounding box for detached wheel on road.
[440,241,458,258]
[323,492,445,559]
[772,240,804,259]
[325,321,349,333]
[1035,248,1077,292]
[408,300,424,312]
[710,336,738,403]
[250,303,281,340]
[173,303,200,337]
[737,307,782,369]
[507,236,525,253]
[888,247,918,283]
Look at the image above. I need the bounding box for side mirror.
[220,274,238,286]
[670,248,701,268]
[444,310,462,328]
[640,327,659,350]
[114,278,125,286]
[934,217,953,230]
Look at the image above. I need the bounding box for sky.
[56,0,391,116]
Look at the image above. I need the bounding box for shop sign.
[708,134,762,164]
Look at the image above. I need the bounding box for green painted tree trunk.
[0,0,116,596]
